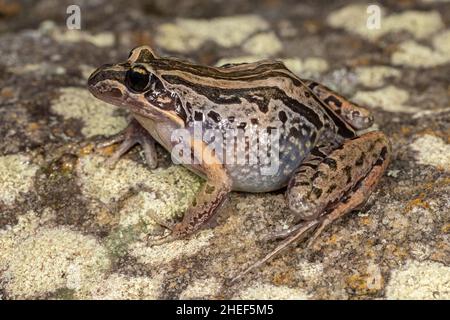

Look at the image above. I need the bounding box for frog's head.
[88,46,184,126]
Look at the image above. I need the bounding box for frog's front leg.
[231,131,390,282]
[96,118,158,169]
[148,141,232,245]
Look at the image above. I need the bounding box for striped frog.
[88,46,391,281]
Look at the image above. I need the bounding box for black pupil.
[127,67,150,92]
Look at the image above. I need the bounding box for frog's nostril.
[110,88,123,98]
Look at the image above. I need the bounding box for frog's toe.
[138,133,158,169]
[263,223,308,241]
[104,137,139,168]
[305,219,328,250]
[97,118,158,169]
[96,131,127,149]
[146,233,174,246]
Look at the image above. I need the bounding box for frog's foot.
[146,232,174,246]
[229,219,320,284]
[145,212,178,246]
[263,223,310,241]
[230,131,391,283]
[96,118,158,169]
[302,79,374,130]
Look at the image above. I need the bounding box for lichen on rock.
[386,260,450,299]
[51,87,127,137]
[0,154,38,205]
[0,212,111,299]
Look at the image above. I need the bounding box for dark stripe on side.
[161,75,324,131]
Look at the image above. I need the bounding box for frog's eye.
[126,66,151,92]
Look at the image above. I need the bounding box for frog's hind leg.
[96,118,158,169]
[231,131,390,283]
[288,130,390,243]
[308,132,391,247]
[303,79,374,130]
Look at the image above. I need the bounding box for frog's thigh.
[287,130,390,227]
[303,79,373,130]
[171,142,232,240]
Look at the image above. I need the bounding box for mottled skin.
[88,46,391,281]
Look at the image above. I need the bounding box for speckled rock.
[0,0,449,300]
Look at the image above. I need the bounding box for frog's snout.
[87,64,117,87]
[87,64,129,109]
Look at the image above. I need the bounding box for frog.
[88,46,391,281]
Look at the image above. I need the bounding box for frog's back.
[151,57,294,80]
[150,58,328,129]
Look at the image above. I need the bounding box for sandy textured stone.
[282,58,329,78]
[433,29,450,53]
[410,135,450,171]
[354,66,401,88]
[129,230,214,266]
[242,32,283,56]
[51,87,127,137]
[421,0,450,4]
[0,154,38,205]
[327,4,444,40]
[234,283,311,300]
[9,63,66,76]
[90,274,163,300]
[44,22,115,47]
[156,15,269,52]
[77,154,202,222]
[391,39,450,68]
[179,277,221,299]
[352,86,418,113]
[390,29,450,67]
[0,213,110,299]
[296,260,324,282]
[386,260,450,299]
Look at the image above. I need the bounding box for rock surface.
[0,0,449,299]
